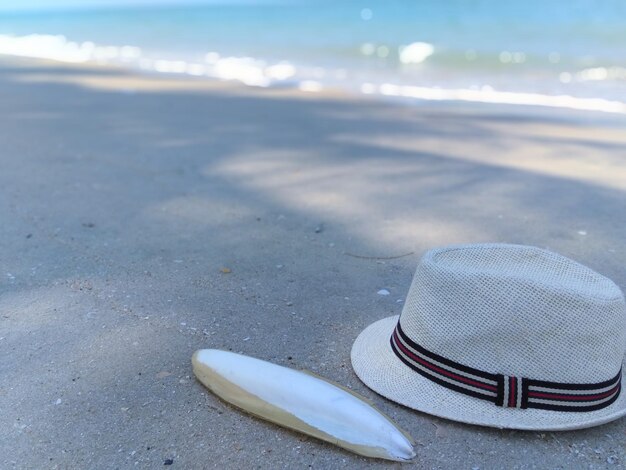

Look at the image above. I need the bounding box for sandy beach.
[1,57,626,469]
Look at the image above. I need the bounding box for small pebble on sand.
[377,289,390,296]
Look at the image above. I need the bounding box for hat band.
[390,321,622,412]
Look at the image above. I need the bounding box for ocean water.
[1,0,625,112]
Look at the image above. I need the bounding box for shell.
[192,349,415,462]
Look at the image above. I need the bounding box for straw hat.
[351,244,626,430]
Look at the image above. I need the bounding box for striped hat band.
[390,321,622,413]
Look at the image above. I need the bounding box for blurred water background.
[1,0,625,111]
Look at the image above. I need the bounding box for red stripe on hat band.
[389,320,622,413]
[509,377,516,408]
[393,330,498,392]
[529,385,619,402]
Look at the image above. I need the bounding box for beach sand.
[1,57,625,469]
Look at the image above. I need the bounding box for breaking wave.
[1,33,625,115]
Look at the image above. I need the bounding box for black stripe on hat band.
[390,321,622,412]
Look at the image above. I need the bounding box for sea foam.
[399,42,434,64]
[0,33,624,115]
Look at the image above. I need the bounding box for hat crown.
[399,244,626,384]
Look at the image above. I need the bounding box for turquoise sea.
[1,1,625,111]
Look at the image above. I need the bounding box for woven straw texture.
[351,244,626,430]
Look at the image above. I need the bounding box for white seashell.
[192,349,415,462]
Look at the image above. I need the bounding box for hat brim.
[351,316,626,431]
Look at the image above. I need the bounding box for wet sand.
[1,57,625,469]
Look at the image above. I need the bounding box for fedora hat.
[351,244,626,430]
